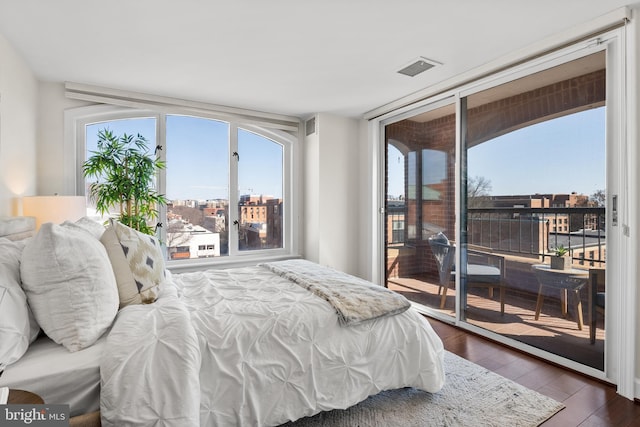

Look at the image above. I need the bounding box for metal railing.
[467,207,605,267]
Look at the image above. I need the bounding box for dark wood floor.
[430,318,640,426]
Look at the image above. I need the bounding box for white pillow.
[20,222,119,352]
[0,238,38,369]
[66,216,106,240]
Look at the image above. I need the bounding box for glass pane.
[237,128,284,251]
[85,118,157,221]
[165,115,230,260]
[385,103,456,315]
[463,52,606,370]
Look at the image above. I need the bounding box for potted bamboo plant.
[550,244,571,270]
[83,129,166,236]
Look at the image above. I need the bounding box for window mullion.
[157,113,167,247]
[228,123,239,256]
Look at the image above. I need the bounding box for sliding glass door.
[385,101,456,316]
[461,52,607,371]
[382,35,626,381]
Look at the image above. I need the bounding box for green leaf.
[82,127,165,235]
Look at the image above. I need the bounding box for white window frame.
[65,104,302,271]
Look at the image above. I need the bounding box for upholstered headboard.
[0,217,36,241]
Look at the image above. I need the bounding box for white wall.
[0,33,38,216]
[304,119,320,262]
[630,6,640,399]
[357,118,376,282]
[36,81,92,196]
[304,113,361,276]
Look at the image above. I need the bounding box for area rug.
[281,351,564,427]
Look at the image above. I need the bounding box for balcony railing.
[467,207,606,267]
[386,205,605,267]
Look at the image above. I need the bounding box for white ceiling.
[0,1,635,119]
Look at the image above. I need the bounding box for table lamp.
[22,195,86,230]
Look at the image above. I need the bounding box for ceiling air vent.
[305,116,316,136]
[397,57,441,77]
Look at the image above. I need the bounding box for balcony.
[467,206,605,268]
[386,206,606,371]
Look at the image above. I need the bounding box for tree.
[590,189,606,207]
[83,129,166,235]
[166,220,192,251]
[467,175,493,208]
[171,205,204,227]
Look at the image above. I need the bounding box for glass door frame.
[372,25,633,394]
[379,96,458,323]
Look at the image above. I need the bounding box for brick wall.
[467,70,605,146]
[385,70,605,281]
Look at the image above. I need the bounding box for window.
[238,128,284,251]
[165,115,231,259]
[74,106,298,267]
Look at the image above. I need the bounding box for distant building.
[265,198,283,248]
[167,220,220,260]
[239,194,272,223]
[239,194,282,249]
[203,206,227,233]
[386,199,406,244]
[467,192,605,267]
[382,191,604,269]
[167,195,283,253]
[240,222,267,250]
[484,192,599,233]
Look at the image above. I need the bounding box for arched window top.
[67,104,301,269]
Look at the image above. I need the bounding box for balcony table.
[532,264,589,330]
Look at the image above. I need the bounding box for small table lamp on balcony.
[22,195,86,230]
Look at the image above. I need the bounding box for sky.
[86,107,605,202]
[86,116,284,201]
[388,106,606,199]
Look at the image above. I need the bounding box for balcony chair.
[428,233,506,313]
[589,268,605,344]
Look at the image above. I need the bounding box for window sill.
[167,253,303,274]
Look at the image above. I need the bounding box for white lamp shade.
[23,196,87,229]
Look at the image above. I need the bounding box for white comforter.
[101,263,445,427]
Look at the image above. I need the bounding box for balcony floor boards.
[389,276,604,369]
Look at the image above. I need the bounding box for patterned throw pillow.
[107,219,164,305]
[101,227,147,308]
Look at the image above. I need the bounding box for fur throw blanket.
[260,259,411,326]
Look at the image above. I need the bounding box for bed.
[0,216,445,426]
